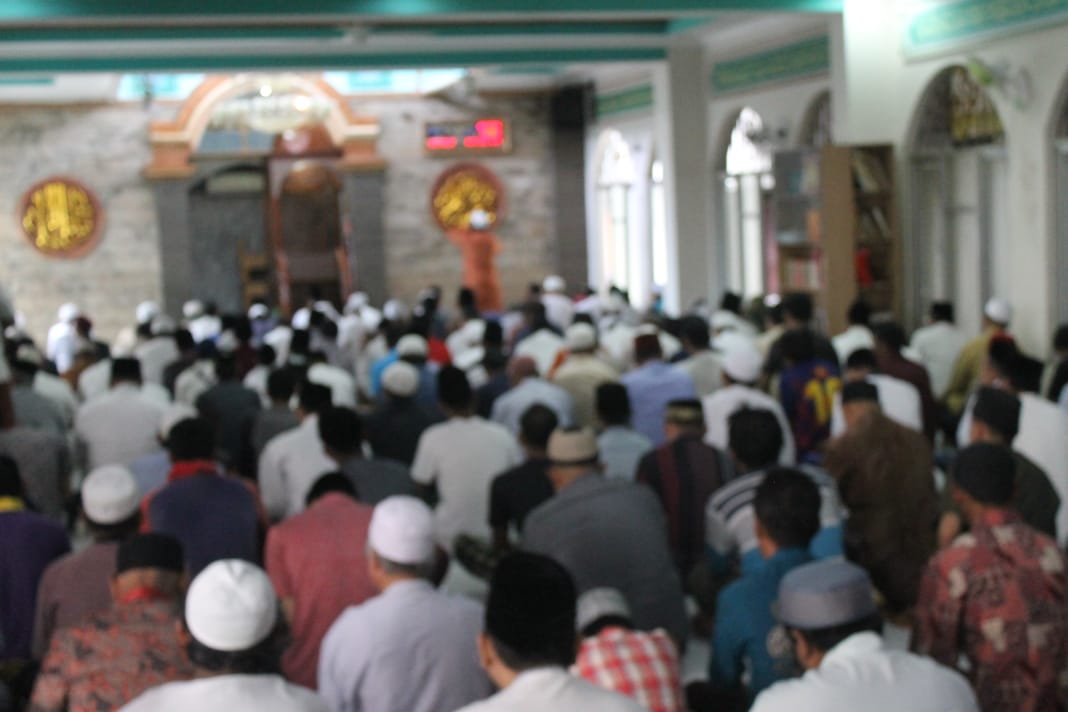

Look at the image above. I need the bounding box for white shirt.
[411,416,522,549]
[751,632,978,712]
[674,351,723,398]
[33,371,78,428]
[702,384,796,465]
[831,325,875,365]
[244,364,271,407]
[1016,393,1068,544]
[188,314,222,344]
[456,667,645,712]
[490,378,574,435]
[121,673,326,712]
[307,363,357,408]
[46,322,76,370]
[134,336,180,386]
[258,415,336,521]
[174,360,216,406]
[514,329,565,377]
[542,293,575,331]
[78,360,171,407]
[319,580,492,712]
[910,321,968,398]
[75,384,165,469]
[830,374,923,437]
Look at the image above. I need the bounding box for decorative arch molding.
[144,74,384,179]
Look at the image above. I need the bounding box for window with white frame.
[649,159,668,291]
[596,130,636,293]
[720,107,774,299]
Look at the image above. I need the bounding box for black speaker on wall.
[551,83,594,131]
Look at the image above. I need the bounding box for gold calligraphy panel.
[20,178,103,258]
[429,163,505,231]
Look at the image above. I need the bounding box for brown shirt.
[824,411,938,612]
[32,541,118,659]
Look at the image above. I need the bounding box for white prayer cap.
[183,300,204,320]
[291,309,311,330]
[542,275,566,293]
[361,308,383,332]
[984,297,1012,325]
[81,465,140,525]
[136,301,160,326]
[576,587,632,632]
[150,314,176,336]
[160,403,198,441]
[369,496,435,565]
[722,344,763,384]
[216,330,239,355]
[565,323,597,353]
[58,303,80,323]
[396,334,428,359]
[452,346,484,372]
[469,209,490,231]
[382,361,420,398]
[248,303,269,320]
[344,292,369,314]
[185,560,278,652]
[635,323,659,337]
[383,299,409,323]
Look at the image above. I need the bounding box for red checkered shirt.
[572,626,684,712]
[912,508,1068,712]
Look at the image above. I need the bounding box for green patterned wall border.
[596,84,654,118]
[711,35,829,94]
[904,0,1068,58]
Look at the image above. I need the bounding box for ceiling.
[0,1,841,75]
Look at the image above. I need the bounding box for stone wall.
[0,105,162,343]
[354,93,557,307]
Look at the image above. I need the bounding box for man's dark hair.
[485,552,577,671]
[679,316,710,349]
[298,381,332,415]
[1054,325,1068,352]
[719,292,743,315]
[257,345,277,367]
[523,301,550,330]
[86,512,142,542]
[781,293,814,324]
[305,472,357,506]
[519,404,559,451]
[110,358,142,384]
[483,320,504,349]
[0,455,24,498]
[633,334,663,363]
[871,321,907,353]
[437,366,472,411]
[766,302,784,326]
[595,383,631,426]
[845,348,878,371]
[175,329,196,352]
[728,408,783,471]
[318,320,338,341]
[930,301,955,323]
[580,614,634,638]
[214,354,237,381]
[754,468,821,550]
[186,618,290,676]
[778,328,816,364]
[233,319,253,343]
[846,300,871,327]
[167,418,215,462]
[318,407,362,455]
[267,368,296,403]
[790,613,883,655]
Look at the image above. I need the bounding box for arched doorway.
[907,65,1007,334]
[714,107,774,300]
[1054,79,1068,325]
[594,129,637,295]
[800,90,833,149]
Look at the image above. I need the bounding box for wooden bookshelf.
[772,143,901,335]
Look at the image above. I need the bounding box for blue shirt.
[710,548,811,697]
[369,351,399,397]
[621,361,697,446]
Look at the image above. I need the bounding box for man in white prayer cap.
[121,559,326,712]
[319,496,492,712]
[541,275,574,332]
[46,303,81,374]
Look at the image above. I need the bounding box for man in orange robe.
[446,209,503,314]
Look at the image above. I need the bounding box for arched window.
[595,130,636,292]
[717,107,774,299]
[908,65,1006,334]
[1055,81,1068,324]
[649,158,668,290]
[800,91,833,149]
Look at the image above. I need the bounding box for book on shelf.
[784,256,822,290]
[851,151,891,193]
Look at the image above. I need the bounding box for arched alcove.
[799,90,832,149]
[594,129,636,294]
[1053,77,1068,325]
[906,65,1007,334]
[714,107,775,299]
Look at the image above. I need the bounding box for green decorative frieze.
[904,0,1068,57]
[711,36,829,94]
[596,84,653,118]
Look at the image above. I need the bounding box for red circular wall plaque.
[19,177,104,259]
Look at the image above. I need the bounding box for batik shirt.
[913,509,1068,712]
[29,598,193,712]
[573,626,684,712]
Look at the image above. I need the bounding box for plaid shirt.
[912,508,1068,712]
[573,626,684,712]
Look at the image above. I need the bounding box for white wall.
[837,0,1068,353]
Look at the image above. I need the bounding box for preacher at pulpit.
[446,209,502,314]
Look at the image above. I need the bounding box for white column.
[653,42,715,316]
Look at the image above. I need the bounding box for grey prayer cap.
[776,559,877,630]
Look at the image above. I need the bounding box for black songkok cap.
[665,399,705,426]
[972,386,1021,441]
[841,380,879,405]
[953,443,1016,505]
[116,533,185,575]
[485,552,576,656]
